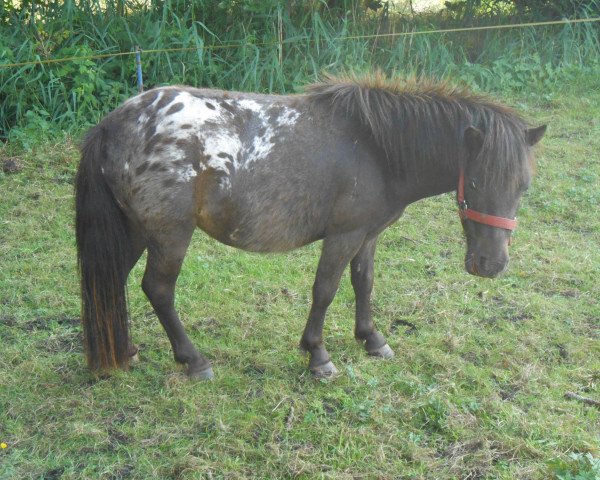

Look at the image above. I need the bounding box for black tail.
[75,125,131,372]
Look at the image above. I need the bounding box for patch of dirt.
[41,331,82,354]
[2,158,23,174]
[446,409,478,430]
[280,287,299,299]
[438,439,514,480]
[15,315,80,332]
[555,343,569,360]
[390,318,418,335]
[586,316,600,339]
[425,264,437,276]
[0,314,18,327]
[42,467,65,480]
[243,363,266,377]
[499,387,520,401]
[110,412,128,425]
[461,350,489,366]
[559,289,579,298]
[52,172,75,185]
[532,284,583,299]
[483,296,531,324]
[108,465,134,480]
[108,426,132,449]
[2,315,82,355]
[438,439,484,459]
[322,398,343,417]
[508,312,532,323]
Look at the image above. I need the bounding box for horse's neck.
[396,147,460,205]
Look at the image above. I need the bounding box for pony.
[75,74,546,379]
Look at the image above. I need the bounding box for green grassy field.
[0,85,599,478]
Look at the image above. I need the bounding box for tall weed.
[0,0,599,143]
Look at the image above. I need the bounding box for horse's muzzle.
[465,252,508,278]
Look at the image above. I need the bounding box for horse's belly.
[198,219,320,253]
[194,170,328,253]
[196,209,322,253]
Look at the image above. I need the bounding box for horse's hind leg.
[124,230,147,361]
[300,231,366,377]
[351,237,394,359]
[141,225,213,379]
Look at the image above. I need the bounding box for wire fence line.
[1,16,599,70]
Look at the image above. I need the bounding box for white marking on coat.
[150,91,164,107]
[276,107,301,127]
[238,103,300,168]
[237,103,273,167]
[137,113,149,127]
[154,91,224,138]
[179,164,197,182]
[237,99,262,113]
[245,126,274,166]
[204,132,242,173]
[128,89,302,191]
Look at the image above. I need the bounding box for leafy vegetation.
[550,452,600,480]
[444,0,600,19]
[1,0,599,143]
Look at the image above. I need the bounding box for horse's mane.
[306,72,530,186]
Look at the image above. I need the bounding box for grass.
[1,85,599,478]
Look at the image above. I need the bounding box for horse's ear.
[464,126,484,154]
[526,125,547,146]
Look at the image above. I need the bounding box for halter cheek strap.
[457,168,518,231]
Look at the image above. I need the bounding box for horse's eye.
[470,179,477,190]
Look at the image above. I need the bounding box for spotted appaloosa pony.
[75,74,546,379]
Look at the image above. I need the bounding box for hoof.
[368,343,395,359]
[188,366,214,381]
[311,360,339,378]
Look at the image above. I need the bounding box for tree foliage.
[444,0,600,19]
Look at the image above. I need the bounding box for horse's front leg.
[351,237,395,359]
[300,231,366,377]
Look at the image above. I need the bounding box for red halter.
[457,168,518,231]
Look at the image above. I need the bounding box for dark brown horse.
[75,74,546,379]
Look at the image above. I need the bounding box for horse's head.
[460,124,546,278]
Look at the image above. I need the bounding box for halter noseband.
[457,168,518,231]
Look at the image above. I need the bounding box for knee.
[141,275,156,297]
[312,280,337,310]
